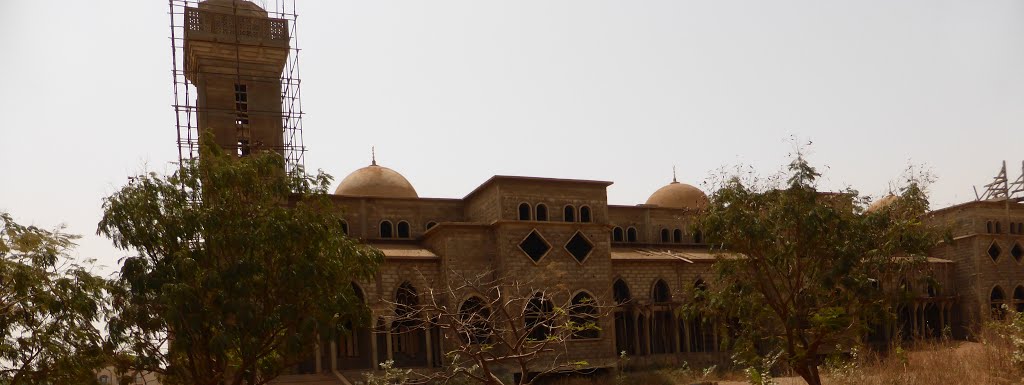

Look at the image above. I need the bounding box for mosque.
[169,0,1024,383]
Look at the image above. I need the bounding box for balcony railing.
[185,7,289,44]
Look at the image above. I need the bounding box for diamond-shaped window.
[519,230,551,262]
[989,242,1002,261]
[565,231,594,263]
[1012,242,1023,262]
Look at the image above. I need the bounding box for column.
[424,316,434,368]
[330,340,337,372]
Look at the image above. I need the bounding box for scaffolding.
[169,0,305,178]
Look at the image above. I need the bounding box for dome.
[866,194,898,213]
[334,162,418,198]
[646,179,708,210]
[198,0,268,18]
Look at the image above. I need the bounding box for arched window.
[524,293,554,341]
[613,279,631,304]
[425,222,437,230]
[518,203,531,220]
[992,286,1007,319]
[673,229,682,243]
[612,227,624,242]
[660,229,670,243]
[693,230,703,244]
[98,375,110,385]
[535,204,548,221]
[1014,286,1024,312]
[564,205,576,222]
[987,221,994,233]
[899,278,911,294]
[393,282,426,366]
[395,282,418,316]
[379,221,393,238]
[352,282,365,303]
[579,206,592,223]
[459,296,492,344]
[570,292,599,339]
[652,279,671,303]
[927,283,937,297]
[397,221,411,238]
[340,220,349,235]
[996,222,1003,234]
[626,227,638,243]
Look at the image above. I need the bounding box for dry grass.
[545,323,1024,385]
[823,338,1021,385]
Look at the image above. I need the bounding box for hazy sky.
[2,1,1023,275]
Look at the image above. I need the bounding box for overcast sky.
[2,0,1023,275]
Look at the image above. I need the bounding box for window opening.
[518,203,531,220]
[612,227,624,242]
[340,220,349,235]
[989,242,1002,261]
[693,230,703,244]
[613,279,631,304]
[519,230,551,262]
[673,229,683,243]
[379,221,393,238]
[1012,242,1023,262]
[1015,286,1024,312]
[992,286,1007,319]
[652,280,671,303]
[626,227,638,243]
[564,205,576,222]
[459,297,492,344]
[570,292,599,339]
[535,204,548,221]
[524,293,554,341]
[565,231,594,263]
[425,222,437,230]
[580,206,592,223]
[660,229,670,243]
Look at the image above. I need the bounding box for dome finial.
[371,146,377,166]
[672,166,678,184]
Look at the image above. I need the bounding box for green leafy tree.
[98,135,383,385]
[0,212,109,384]
[695,152,942,385]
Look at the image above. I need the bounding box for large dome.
[334,162,418,198]
[199,0,268,18]
[646,179,708,210]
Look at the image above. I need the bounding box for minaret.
[184,0,289,156]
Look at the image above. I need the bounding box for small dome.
[866,194,898,213]
[334,163,418,198]
[646,180,708,210]
[199,0,268,18]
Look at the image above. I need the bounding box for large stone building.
[169,1,1024,384]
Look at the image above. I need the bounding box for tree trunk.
[794,363,822,385]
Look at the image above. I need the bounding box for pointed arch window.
[652,279,671,303]
[992,286,1007,319]
[459,296,492,344]
[570,292,599,339]
[379,221,393,238]
[613,279,631,304]
[525,293,554,341]
[1014,286,1024,312]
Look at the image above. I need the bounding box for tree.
[386,270,607,385]
[98,135,383,385]
[695,153,942,385]
[0,212,109,384]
